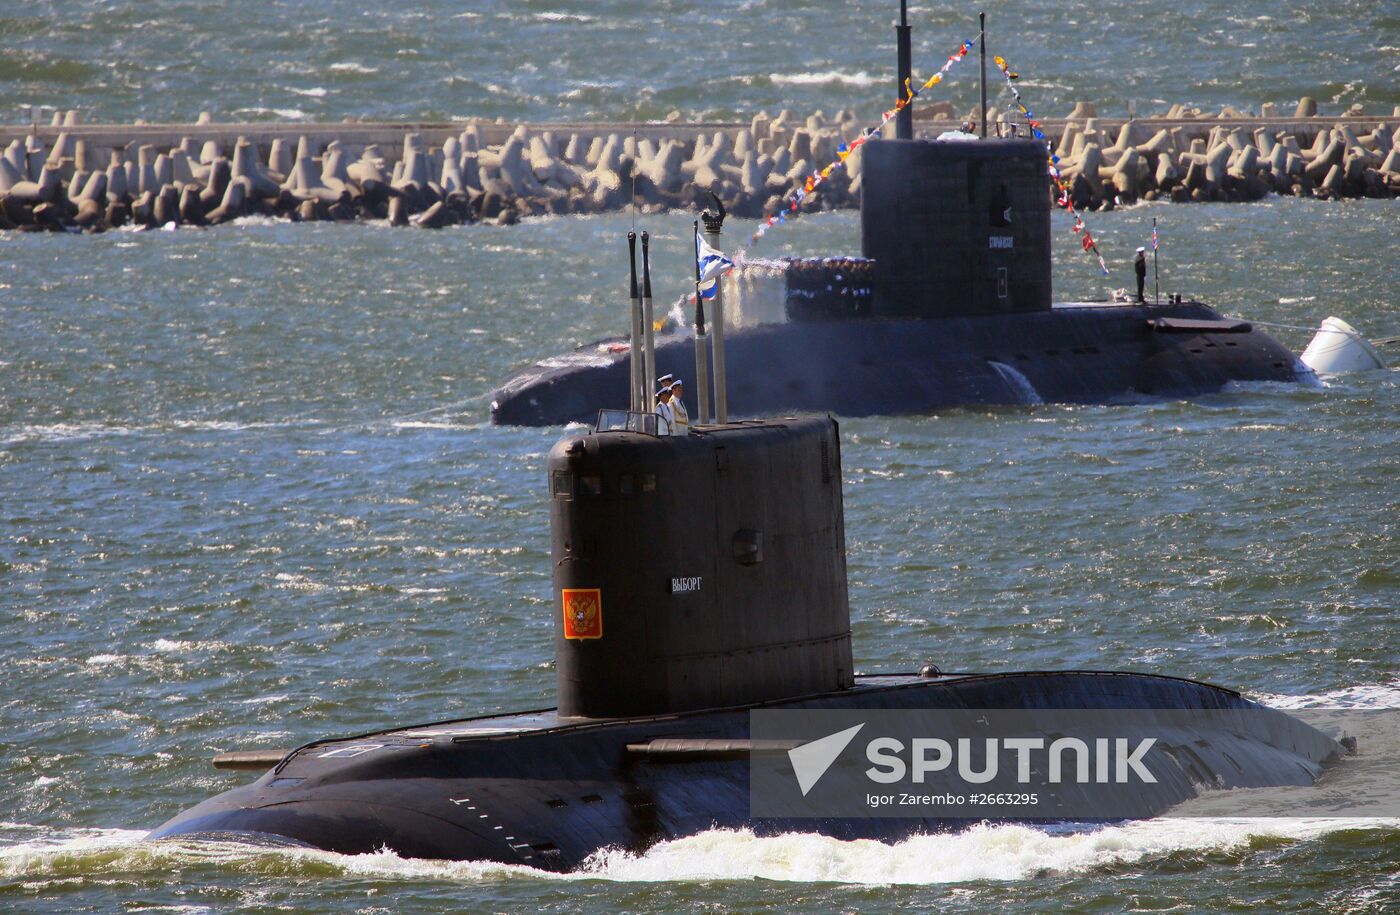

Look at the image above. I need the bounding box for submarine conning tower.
[549,416,853,718]
[860,137,1053,317]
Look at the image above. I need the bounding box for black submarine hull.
[489,300,1310,427]
[150,670,1341,871]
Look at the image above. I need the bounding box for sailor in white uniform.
[654,384,675,435]
[668,379,690,434]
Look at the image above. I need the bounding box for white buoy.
[1299,316,1388,374]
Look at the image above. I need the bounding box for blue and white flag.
[696,231,735,299]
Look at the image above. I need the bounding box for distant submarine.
[488,11,1312,427]
[151,414,1345,870]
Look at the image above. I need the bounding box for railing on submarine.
[595,408,660,435]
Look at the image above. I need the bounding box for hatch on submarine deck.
[150,415,1346,870]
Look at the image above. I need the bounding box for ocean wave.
[0,830,547,882]
[0,422,136,446]
[273,572,329,593]
[0,419,304,445]
[1,414,494,445]
[149,638,232,655]
[770,70,879,87]
[581,818,1399,884]
[230,106,310,120]
[226,214,290,228]
[84,654,125,667]
[4,818,1395,885]
[1255,679,1400,709]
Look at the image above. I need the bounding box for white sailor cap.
[669,378,683,387]
[1136,246,1146,253]
[657,373,674,386]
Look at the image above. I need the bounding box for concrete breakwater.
[1047,101,1400,208]
[2,100,1397,233]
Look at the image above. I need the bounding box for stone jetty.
[1043,100,1400,208]
[2,99,1396,233]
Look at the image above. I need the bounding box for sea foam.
[4,818,1395,886]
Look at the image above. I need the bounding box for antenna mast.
[979,12,988,138]
[895,1,913,139]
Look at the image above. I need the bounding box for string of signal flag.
[993,54,1110,276]
[743,40,1124,281]
[742,35,978,254]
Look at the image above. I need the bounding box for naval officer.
[654,384,675,435]
[669,379,690,434]
[1135,247,1148,302]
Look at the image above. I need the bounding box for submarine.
[488,11,1312,427]
[150,412,1346,870]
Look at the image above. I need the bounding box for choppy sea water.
[2,199,1396,911]
[3,0,1400,909]
[4,0,1398,123]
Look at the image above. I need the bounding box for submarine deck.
[282,669,1245,760]
[156,669,1337,869]
[379,674,944,743]
[488,298,1305,426]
